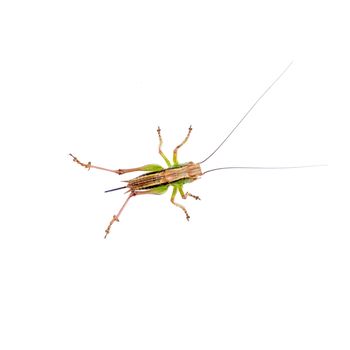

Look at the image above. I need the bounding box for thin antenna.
[105,186,127,193]
[200,61,293,164]
[203,164,326,175]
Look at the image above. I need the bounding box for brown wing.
[127,171,167,190]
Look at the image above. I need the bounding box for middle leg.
[157,126,171,167]
[170,186,190,221]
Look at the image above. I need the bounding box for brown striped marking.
[127,162,202,191]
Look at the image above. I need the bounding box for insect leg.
[70,153,125,174]
[173,126,192,165]
[70,154,163,175]
[157,127,171,167]
[105,192,134,238]
[104,185,169,238]
[178,186,201,200]
[170,186,190,221]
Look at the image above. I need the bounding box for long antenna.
[203,164,326,175]
[200,61,293,164]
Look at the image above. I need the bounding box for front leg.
[178,186,201,200]
[173,125,192,165]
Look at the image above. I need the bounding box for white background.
[0,1,348,349]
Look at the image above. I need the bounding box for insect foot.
[188,193,201,200]
[104,215,119,239]
[181,192,201,200]
[69,153,91,170]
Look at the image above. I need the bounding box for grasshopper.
[70,62,319,238]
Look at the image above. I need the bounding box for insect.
[70,62,319,238]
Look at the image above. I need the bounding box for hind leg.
[70,154,163,175]
[104,185,169,238]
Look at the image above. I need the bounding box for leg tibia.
[104,186,169,238]
[70,154,162,175]
[173,126,192,165]
[170,187,190,221]
[157,127,171,167]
